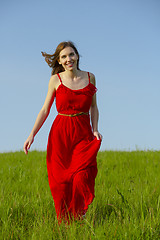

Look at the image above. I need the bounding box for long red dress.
[46,72,102,223]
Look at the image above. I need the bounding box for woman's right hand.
[23,134,34,155]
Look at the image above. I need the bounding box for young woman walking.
[23,41,103,223]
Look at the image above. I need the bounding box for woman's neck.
[64,69,81,79]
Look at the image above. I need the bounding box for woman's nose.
[66,56,71,61]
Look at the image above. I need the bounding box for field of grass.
[0,150,160,239]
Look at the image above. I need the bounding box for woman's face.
[58,47,78,71]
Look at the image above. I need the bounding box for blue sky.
[0,0,160,152]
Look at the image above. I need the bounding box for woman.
[23,41,103,223]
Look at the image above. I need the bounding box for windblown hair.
[41,41,80,75]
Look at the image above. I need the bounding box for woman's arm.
[90,101,99,132]
[90,73,103,140]
[23,75,57,154]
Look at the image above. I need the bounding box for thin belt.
[58,111,89,117]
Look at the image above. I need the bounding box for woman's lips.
[66,62,74,67]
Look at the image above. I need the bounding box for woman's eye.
[61,55,66,58]
[70,53,74,56]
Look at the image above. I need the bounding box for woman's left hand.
[93,131,103,140]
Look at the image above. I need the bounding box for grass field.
[0,150,160,239]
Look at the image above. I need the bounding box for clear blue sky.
[0,0,160,152]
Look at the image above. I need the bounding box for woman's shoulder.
[87,71,96,85]
[80,70,95,83]
[48,74,61,90]
[49,74,60,84]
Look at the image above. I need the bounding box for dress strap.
[88,72,90,83]
[57,73,62,83]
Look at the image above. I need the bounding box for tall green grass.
[0,150,160,239]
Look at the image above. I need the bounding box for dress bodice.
[55,72,97,115]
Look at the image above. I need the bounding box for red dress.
[46,72,102,223]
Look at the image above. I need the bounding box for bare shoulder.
[88,72,96,86]
[48,74,60,90]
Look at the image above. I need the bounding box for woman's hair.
[41,41,80,75]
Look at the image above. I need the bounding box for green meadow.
[0,150,160,239]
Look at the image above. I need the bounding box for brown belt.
[58,112,89,117]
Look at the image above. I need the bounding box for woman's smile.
[66,62,74,67]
